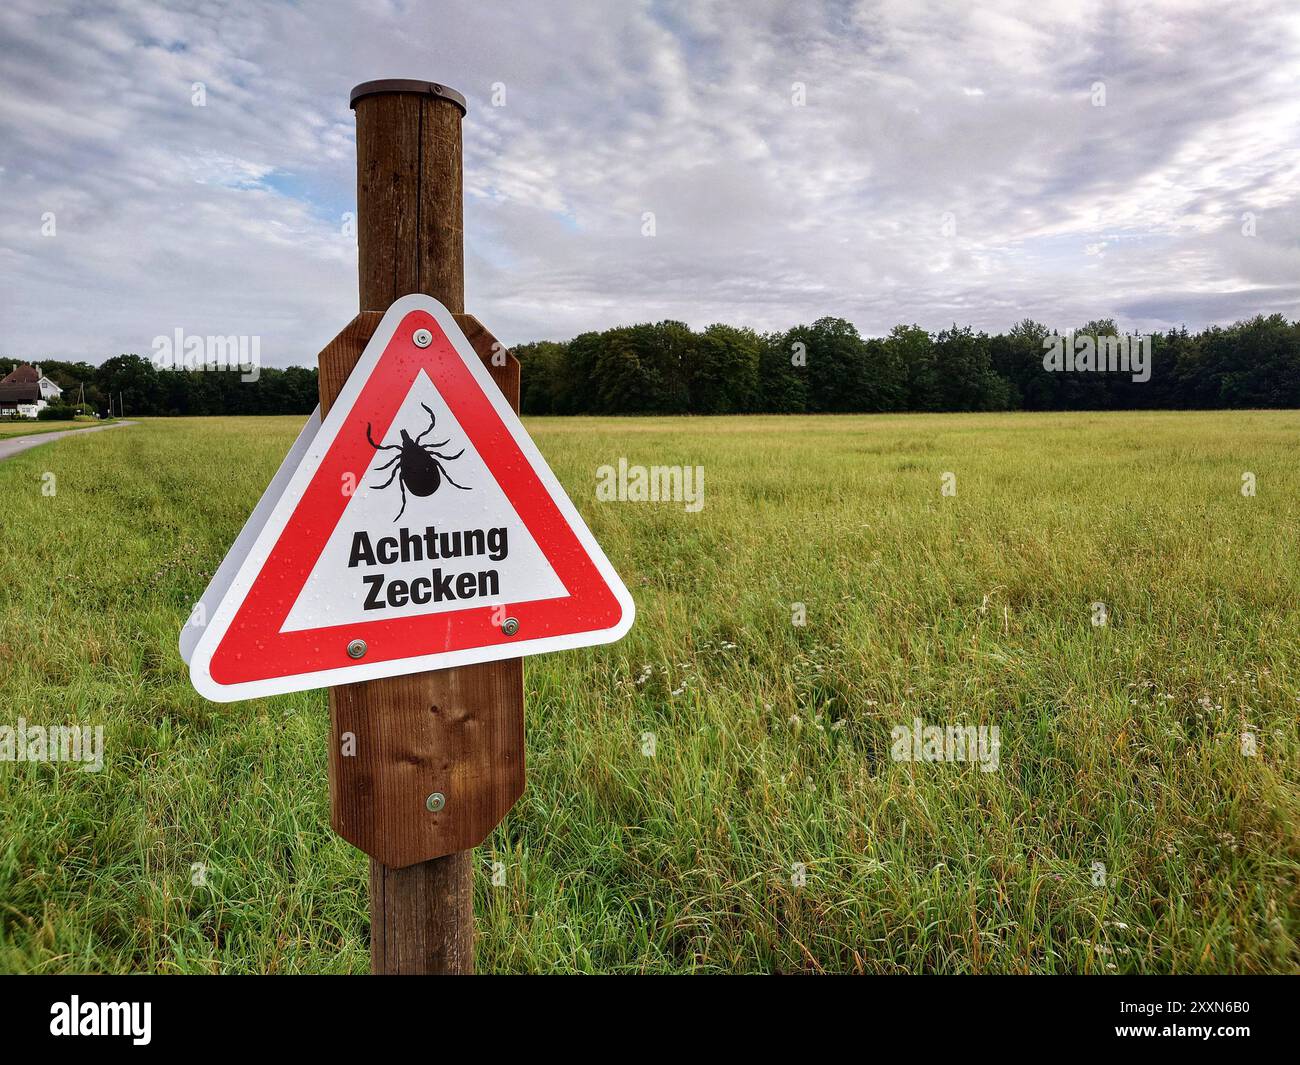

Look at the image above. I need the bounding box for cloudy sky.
[2,0,1298,367]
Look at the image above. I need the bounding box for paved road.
[0,420,137,463]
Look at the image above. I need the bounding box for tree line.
[0,355,319,417]
[516,314,1300,414]
[5,312,1298,418]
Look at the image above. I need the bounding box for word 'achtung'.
[348,525,510,609]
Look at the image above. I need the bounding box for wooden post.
[314,80,525,974]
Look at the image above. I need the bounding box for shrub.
[36,403,76,421]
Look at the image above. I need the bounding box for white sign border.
[179,406,321,666]
[188,294,635,702]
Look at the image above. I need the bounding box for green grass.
[1,411,1297,973]
[0,417,106,440]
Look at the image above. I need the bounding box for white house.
[0,363,63,418]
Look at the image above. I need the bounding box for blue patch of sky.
[260,171,355,225]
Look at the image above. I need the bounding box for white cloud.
[1,0,1298,366]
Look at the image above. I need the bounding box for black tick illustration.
[366,403,469,521]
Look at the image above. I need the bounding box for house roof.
[0,364,40,387]
[0,364,60,405]
[0,382,40,403]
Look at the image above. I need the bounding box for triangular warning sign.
[187,294,634,702]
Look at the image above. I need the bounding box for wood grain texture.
[334,82,521,974]
[316,312,381,418]
[370,852,473,974]
[355,93,464,314]
[319,312,524,869]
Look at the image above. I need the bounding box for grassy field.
[0,417,106,440]
[0,411,1297,974]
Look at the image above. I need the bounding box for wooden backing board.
[318,310,524,869]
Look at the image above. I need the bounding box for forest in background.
[5,312,1298,418]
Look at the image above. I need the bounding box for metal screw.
[346,639,367,659]
[413,328,433,348]
[501,617,520,636]
[425,792,446,813]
